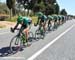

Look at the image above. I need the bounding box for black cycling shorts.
[40,19,44,23]
[22,24,27,29]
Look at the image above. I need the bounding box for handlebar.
[10,27,20,33]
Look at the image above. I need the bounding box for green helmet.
[58,15,62,20]
[48,15,53,20]
[36,12,43,17]
[17,16,23,24]
[53,15,59,20]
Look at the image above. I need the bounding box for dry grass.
[0,16,37,29]
[0,21,16,28]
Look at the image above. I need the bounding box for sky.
[57,0,75,15]
[0,0,6,3]
[0,0,75,15]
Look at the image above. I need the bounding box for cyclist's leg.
[51,20,55,30]
[44,20,47,31]
[48,20,52,30]
[38,20,41,30]
[23,26,30,46]
[28,20,32,29]
[42,20,46,32]
[59,19,61,25]
[48,20,50,29]
[39,20,46,32]
[23,25,29,42]
[18,25,24,36]
[38,20,44,33]
[59,19,60,25]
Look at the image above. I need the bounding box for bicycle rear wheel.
[28,32,34,42]
[10,36,22,54]
[35,29,45,40]
[35,30,41,40]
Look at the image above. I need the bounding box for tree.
[45,4,54,15]
[6,0,12,9]
[11,0,16,16]
[16,0,34,16]
[15,0,60,15]
[54,3,60,14]
[6,0,16,16]
[43,0,59,15]
[60,9,67,15]
[44,0,56,5]
[32,4,40,14]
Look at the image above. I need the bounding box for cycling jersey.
[36,12,43,17]
[58,15,62,20]
[22,17,29,26]
[48,15,53,20]
[17,16,32,25]
[62,16,65,20]
[53,15,58,20]
[41,15,47,21]
[39,15,47,22]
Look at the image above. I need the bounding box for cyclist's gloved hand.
[10,27,14,33]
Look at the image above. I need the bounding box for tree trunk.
[10,9,12,20]
[27,9,29,16]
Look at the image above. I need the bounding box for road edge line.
[27,24,75,60]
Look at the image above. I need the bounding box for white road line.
[27,24,75,60]
[2,57,25,59]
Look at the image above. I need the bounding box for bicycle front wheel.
[10,36,22,54]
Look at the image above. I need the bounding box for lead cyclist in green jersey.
[11,16,32,44]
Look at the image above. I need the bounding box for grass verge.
[0,25,6,28]
[5,16,38,23]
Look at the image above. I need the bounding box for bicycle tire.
[35,30,40,40]
[35,28,45,40]
[28,32,34,42]
[9,35,22,54]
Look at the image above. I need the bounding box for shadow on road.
[0,46,24,57]
[0,36,45,57]
[0,44,33,57]
[0,46,12,57]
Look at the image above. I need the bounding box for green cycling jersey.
[37,15,47,23]
[17,16,30,26]
[48,15,53,20]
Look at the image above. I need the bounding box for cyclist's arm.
[13,22,19,30]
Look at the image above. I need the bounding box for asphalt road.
[0,19,75,60]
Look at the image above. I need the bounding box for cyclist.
[11,16,32,45]
[58,15,62,25]
[61,15,65,24]
[47,15,53,31]
[62,15,66,23]
[36,12,47,32]
[52,15,58,29]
